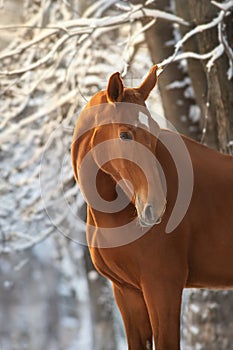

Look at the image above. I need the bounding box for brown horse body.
[72,66,233,349]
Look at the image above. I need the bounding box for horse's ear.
[137,65,158,101]
[107,72,124,103]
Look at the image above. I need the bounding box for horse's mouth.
[138,216,161,227]
[138,217,155,227]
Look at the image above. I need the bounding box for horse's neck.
[157,130,233,204]
[89,168,136,228]
[96,169,118,201]
[184,135,233,185]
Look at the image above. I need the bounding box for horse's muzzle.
[137,201,167,227]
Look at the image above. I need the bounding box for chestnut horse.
[71,65,233,350]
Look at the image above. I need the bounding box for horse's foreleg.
[143,282,183,350]
[113,284,153,350]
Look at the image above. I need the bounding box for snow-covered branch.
[158,2,233,78]
[211,0,233,11]
[0,3,188,74]
[159,44,224,69]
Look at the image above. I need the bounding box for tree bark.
[175,0,218,148]
[186,0,233,152]
[132,0,201,139]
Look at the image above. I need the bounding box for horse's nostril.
[145,204,154,221]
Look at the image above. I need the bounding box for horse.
[71,65,233,350]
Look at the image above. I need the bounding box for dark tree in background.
[133,0,233,151]
[175,0,233,152]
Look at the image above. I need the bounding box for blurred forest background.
[0,0,232,349]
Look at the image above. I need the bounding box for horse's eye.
[119,131,133,141]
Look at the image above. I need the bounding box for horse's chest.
[90,246,141,289]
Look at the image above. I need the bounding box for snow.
[189,105,201,123]
[3,280,14,290]
[190,325,200,335]
[206,44,224,71]
[165,39,176,47]
[166,77,191,90]
[190,303,201,314]
[227,63,233,80]
[211,0,233,11]
[184,85,195,99]
[88,270,99,282]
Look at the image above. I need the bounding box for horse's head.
[72,65,167,227]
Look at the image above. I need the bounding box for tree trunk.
[175,0,218,148]
[132,0,201,139]
[185,0,233,152]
